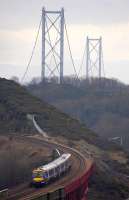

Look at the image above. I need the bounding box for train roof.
[38,153,71,171]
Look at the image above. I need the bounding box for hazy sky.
[0,0,129,83]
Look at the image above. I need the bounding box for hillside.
[0,78,95,140]
[0,78,129,199]
[27,77,129,150]
[0,136,52,190]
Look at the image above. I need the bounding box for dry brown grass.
[0,135,51,190]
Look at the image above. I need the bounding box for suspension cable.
[102,47,106,77]
[64,20,79,80]
[77,45,86,77]
[21,17,42,83]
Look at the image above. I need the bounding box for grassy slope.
[0,136,52,189]
[0,78,95,138]
[0,78,129,199]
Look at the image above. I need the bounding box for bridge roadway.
[7,136,93,200]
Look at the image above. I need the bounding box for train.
[32,153,71,186]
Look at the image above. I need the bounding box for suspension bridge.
[21,7,105,84]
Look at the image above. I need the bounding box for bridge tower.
[86,36,103,79]
[41,7,64,84]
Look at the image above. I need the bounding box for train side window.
[54,167,56,176]
[63,162,65,170]
[65,161,68,168]
[49,170,52,176]
[51,169,54,176]
[49,169,54,177]
[43,171,48,178]
[60,164,63,171]
[55,167,58,174]
[47,170,50,178]
[61,163,65,170]
[64,162,66,169]
[57,166,60,172]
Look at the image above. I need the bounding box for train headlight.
[33,177,44,183]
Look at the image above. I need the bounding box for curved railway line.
[6,136,93,200]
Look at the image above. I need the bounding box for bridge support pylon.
[86,36,103,79]
[41,7,64,84]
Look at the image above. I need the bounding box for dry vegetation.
[0,135,51,190]
[28,77,129,150]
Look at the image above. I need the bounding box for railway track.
[6,136,92,200]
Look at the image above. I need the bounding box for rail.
[6,115,94,200]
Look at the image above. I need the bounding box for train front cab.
[32,169,48,187]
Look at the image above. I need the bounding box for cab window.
[33,171,42,178]
[43,171,48,178]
